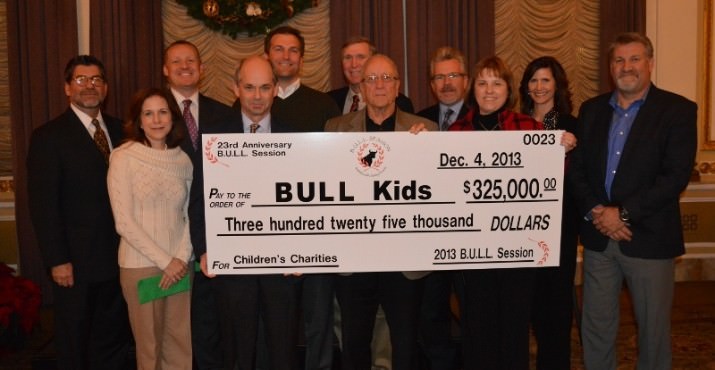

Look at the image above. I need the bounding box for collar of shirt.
[344,87,365,114]
[241,113,272,133]
[70,104,114,150]
[365,110,397,132]
[439,100,464,129]
[170,87,199,125]
[277,78,301,99]
[608,84,650,112]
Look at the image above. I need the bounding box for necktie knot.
[249,123,260,133]
[182,99,199,149]
[91,118,110,164]
[350,94,360,112]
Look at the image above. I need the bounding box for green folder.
[137,273,191,304]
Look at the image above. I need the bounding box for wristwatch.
[618,206,630,223]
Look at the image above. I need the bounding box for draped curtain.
[404,1,494,111]
[328,1,409,96]
[0,1,12,176]
[162,0,332,106]
[160,0,643,111]
[494,0,601,114]
[599,0,646,91]
[330,0,494,112]
[90,0,164,119]
[8,0,79,302]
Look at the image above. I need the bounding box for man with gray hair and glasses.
[326,54,436,370]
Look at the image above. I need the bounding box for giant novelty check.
[203,131,564,274]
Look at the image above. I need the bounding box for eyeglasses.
[431,72,465,82]
[73,75,106,87]
[362,74,399,84]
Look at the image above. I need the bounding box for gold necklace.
[476,114,502,131]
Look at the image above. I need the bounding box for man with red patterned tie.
[163,40,240,370]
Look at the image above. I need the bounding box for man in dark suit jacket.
[568,33,697,370]
[325,54,435,370]
[328,36,414,114]
[208,55,300,370]
[415,46,469,370]
[164,40,240,370]
[417,47,469,127]
[263,26,340,370]
[27,55,130,370]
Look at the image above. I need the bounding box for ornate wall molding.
[162,0,332,106]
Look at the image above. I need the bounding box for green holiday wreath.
[177,0,317,37]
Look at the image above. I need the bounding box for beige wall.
[647,0,698,101]
[647,0,714,164]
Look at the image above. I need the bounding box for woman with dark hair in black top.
[519,56,579,370]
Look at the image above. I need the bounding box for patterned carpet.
[564,281,715,370]
[1,281,714,369]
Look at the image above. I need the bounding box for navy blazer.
[328,86,415,114]
[27,108,124,282]
[568,85,697,259]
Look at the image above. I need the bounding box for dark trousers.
[336,272,424,370]
[191,271,223,370]
[300,274,336,370]
[52,277,131,370]
[419,271,461,370]
[532,221,578,370]
[462,268,534,370]
[214,275,300,370]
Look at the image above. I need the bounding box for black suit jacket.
[27,108,123,282]
[183,95,292,257]
[568,85,697,259]
[417,102,469,127]
[328,86,415,114]
[180,94,241,257]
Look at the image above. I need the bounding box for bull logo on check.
[361,150,378,167]
[354,137,388,177]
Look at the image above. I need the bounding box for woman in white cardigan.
[108,88,193,370]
